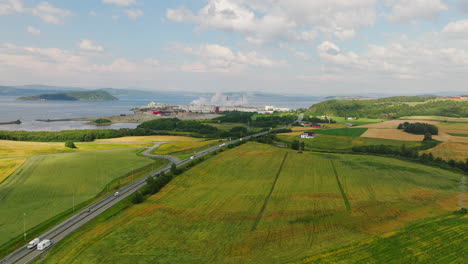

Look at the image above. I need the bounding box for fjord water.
[0,95,321,131]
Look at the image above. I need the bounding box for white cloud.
[0,0,23,15]
[385,0,447,23]
[166,0,376,44]
[314,37,468,81]
[26,25,41,35]
[77,39,104,52]
[442,19,468,34]
[173,43,286,72]
[30,2,72,24]
[125,9,143,19]
[102,0,136,6]
[0,1,71,24]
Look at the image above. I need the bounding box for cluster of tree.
[93,118,112,124]
[309,96,468,118]
[302,116,336,124]
[251,115,297,128]
[65,141,77,148]
[271,128,292,134]
[137,118,218,134]
[290,140,305,151]
[213,111,255,123]
[352,144,468,173]
[397,122,439,135]
[254,134,277,144]
[0,128,157,142]
[132,138,248,204]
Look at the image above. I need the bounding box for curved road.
[1,131,270,264]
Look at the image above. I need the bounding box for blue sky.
[1,0,468,95]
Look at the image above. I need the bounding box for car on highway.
[190,156,194,160]
[27,238,40,249]
[114,191,120,197]
[219,143,226,147]
[37,239,52,251]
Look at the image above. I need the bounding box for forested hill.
[308,96,468,118]
[17,90,118,101]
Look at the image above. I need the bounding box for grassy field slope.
[41,143,463,264]
[0,140,152,158]
[0,148,153,245]
[151,139,224,156]
[314,128,368,137]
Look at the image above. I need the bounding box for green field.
[293,214,467,264]
[447,133,468,137]
[314,128,368,137]
[40,143,463,264]
[277,134,422,153]
[331,117,385,126]
[0,148,154,246]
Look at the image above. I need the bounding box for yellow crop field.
[437,122,468,130]
[152,139,224,155]
[400,116,468,122]
[0,158,25,183]
[0,140,151,159]
[361,128,423,141]
[422,142,468,161]
[96,135,199,143]
[358,119,438,129]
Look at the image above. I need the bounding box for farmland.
[277,134,422,153]
[41,143,463,264]
[314,127,368,137]
[0,139,152,158]
[0,158,25,183]
[95,135,199,143]
[151,139,224,156]
[0,148,156,246]
[292,214,467,264]
[422,142,468,162]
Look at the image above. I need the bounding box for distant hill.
[17,90,118,101]
[308,96,468,118]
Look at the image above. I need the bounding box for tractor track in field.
[251,152,289,231]
[330,160,351,212]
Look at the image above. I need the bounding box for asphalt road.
[1,130,270,264]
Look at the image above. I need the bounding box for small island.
[89,118,112,126]
[17,90,118,101]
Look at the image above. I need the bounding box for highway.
[1,130,270,264]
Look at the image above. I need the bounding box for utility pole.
[23,213,26,241]
[73,191,75,213]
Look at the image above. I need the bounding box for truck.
[27,238,40,249]
[219,143,226,147]
[37,239,52,251]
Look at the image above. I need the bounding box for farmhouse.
[300,132,315,139]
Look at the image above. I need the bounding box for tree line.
[0,128,157,142]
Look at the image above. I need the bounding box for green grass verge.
[39,143,462,264]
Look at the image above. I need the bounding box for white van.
[37,239,52,250]
[27,238,40,249]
